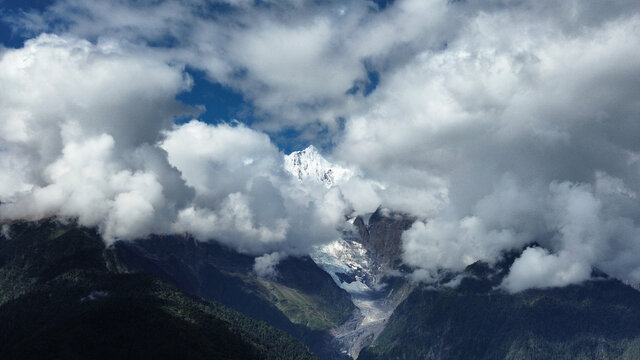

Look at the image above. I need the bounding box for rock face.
[353,208,415,269]
[311,211,415,359]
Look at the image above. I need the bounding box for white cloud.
[3,1,640,292]
[163,120,348,254]
[403,215,526,273]
[333,8,640,291]
[402,175,640,291]
[160,120,281,201]
[501,247,592,293]
[0,33,351,254]
[0,34,192,242]
[254,252,285,279]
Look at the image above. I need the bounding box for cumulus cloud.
[501,247,592,293]
[254,252,285,279]
[404,174,640,292]
[334,3,640,291]
[3,0,462,133]
[0,34,348,253]
[0,34,194,242]
[163,120,348,254]
[2,0,640,292]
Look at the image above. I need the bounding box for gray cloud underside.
[1,0,640,291]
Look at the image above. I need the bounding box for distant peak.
[289,145,321,159]
[301,145,319,153]
[284,146,352,187]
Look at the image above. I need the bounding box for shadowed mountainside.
[359,250,640,360]
[0,220,317,360]
[104,232,355,359]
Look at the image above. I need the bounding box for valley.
[3,147,640,360]
[311,220,413,358]
[4,214,640,360]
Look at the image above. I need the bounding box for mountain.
[0,220,317,360]
[284,147,640,359]
[283,147,418,358]
[284,145,352,187]
[311,210,415,358]
[89,147,412,360]
[6,147,640,360]
[359,249,640,360]
[107,235,355,359]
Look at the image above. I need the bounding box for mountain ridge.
[0,219,318,360]
[359,248,640,360]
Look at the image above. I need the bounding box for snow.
[311,238,376,293]
[284,145,352,187]
[285,146,404,358]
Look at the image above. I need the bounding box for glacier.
[284,146,411,358]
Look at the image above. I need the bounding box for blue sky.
[1,0,51,47]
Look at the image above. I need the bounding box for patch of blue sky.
[271,125,330,155]
[347,61,380,97]
[175,67,253,126]
[176,68,338,154]
[371,0,395,11]
[0,0,54,48]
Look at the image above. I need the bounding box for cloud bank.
[0,34,347,255]
[1,0,640,291]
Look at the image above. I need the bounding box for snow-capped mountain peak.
[284,145,352,187]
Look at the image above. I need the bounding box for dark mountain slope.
[106,235,355,359]
[0,220,317,360]
[360,252,640,360]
